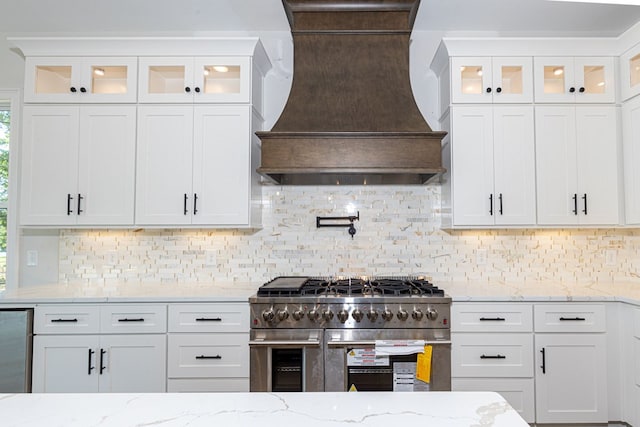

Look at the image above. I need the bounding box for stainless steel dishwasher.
[0,308,34,392]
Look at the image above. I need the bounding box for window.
[0,90,18,292]
[0,105,9,290]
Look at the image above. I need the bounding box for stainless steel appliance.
[249,277,451,392]
[0,308,34,392]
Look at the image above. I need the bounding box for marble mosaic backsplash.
[58,185,640,285]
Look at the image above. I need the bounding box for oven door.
[324,329,451,392]
[249,329,324,392]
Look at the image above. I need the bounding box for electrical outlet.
[476,249,488,265]
[205,250,217,266]
[26,250,38,266]
[605,249,617,266]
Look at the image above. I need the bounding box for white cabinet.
[534,304,608,424]
[138,57,251,104]
[450,106,535,226]
[32,304,167,393]
[622,95,640,225]
[620,44,640,101]
[534,57,615,103]
[24,56,137,103]
[20,105,136,226]
[450,57,533,103]
[535,105,621,225]
[135,105,260,227]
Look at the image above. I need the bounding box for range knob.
[412,309,424,320]
[352,308,364,322]
[322,309,334,321]
[367,309,379,322]
[292,309,305,321]
[397,308,409,321]
[426,308,439,321]
[337,309,349,323]
[382,308,394,322]
[307,308,320,322]
[277,309,289,321]
[262,308,275,323]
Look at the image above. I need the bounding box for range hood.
[256,0,446,185]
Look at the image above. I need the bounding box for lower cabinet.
[32,334,166,393]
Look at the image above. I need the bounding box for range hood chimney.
[257,0,446,185]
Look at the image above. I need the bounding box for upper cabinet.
[620,44,640,101]
[138,57,251,104]
[534,57,615,103]
[23,57,138,103]
[451,57,533,104]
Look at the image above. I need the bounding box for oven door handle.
[327,340,451,347]
[248,340,321,347]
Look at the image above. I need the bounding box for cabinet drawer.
[452,333,533,377]
[34,305,100,334]
[100,305,167,333]
[167,378,249,392]
[452,303,533,332]
[534,304,606,332]
[168,303,249,333]
[635,339,640,387]
[634,308,640,338]
[452,378,535,424]
[167,333,249,378]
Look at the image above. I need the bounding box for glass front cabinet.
[621,44,640,101]
[138,57,250,103]
[534,57,615,103]
[450,57,533,104]
[23,57,138,103]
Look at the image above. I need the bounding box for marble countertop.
[0,391,528,427]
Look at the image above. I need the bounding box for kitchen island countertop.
[0,391,528,427]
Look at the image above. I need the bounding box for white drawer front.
[167,378,249,392]
[167,333,249,378]
[168,304,249,333]
[635,339,640,387]
[34,305,100,334]
[452,378,535,424]
[534,304,606,332]
[452,333,534,377]
[100,305,167,334]
[452,303,533,332]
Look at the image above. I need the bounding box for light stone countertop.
[0,391,528,427]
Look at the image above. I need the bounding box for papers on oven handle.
[374,340,425,356]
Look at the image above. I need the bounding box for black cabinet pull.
[489,194,493,216]
[499,193,503,215]
[486,87,492,93]
[496,87,502,93]
[480,354,506,359]
[582,194,588,215]
[99,349,106,374]
[70,87,77,93]
[559,316,586,321]
[579,87,585,93]
[540,348,546,374]
[479,317,506,321]
[80,87,87,93]
[184,193,189,215]
[88,349,95,375]
[195,87,201,93]
[193,193,198,215]
[51,318,78,323]
[77,193,84,215]
[572,193,578,215]
[117,318,145,322]
[569,87,576,93]
[195,317,222,322]
[195,355,222,360]
[185,87,191,93]
[67,194,74,215]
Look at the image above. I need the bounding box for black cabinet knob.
[195,87,201,93]
[486,87,492,93]
[569,87,576,93]
[185,87,191,93]
[496,87,502,93]
[579,87,585,93]
[80,87,87,93]
[70,87,77,93]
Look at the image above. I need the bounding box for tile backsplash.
[59,185,640,285]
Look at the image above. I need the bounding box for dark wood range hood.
[256,0,446,185]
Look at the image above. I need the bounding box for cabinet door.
[535,334,607,424]
[573,57,615,103]
[491,57,533,103]
[575,106,620,225]
[450,57,493,103]
[79,57,138,103]
[535,106,579,225]
[534,57,576,103]
[20,106,79,225]
[32,335,99,392]
[98,335,167,392]
[620,47,640,101]
[23,57,83,103]
[623,97,640,224]
[77,106,136,225]
[451,106,495,226]
[138,57,195,103]
[136,106,194,225]
[192,106,251,225]
[193,57,251,103]
[493,106,536,225]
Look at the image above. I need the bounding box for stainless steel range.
[249,276,451,393]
